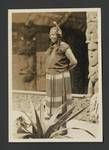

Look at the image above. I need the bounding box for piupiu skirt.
[46,71,72,116]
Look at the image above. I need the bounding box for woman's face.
[49,29,58,43]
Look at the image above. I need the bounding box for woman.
[45,22,77,134]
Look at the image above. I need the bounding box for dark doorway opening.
[62,27,89,94]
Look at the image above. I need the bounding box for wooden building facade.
[12,12,95,94]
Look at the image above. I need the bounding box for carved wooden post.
[86,12,99,122]
[86,12,98,96]
[18,21,37,91]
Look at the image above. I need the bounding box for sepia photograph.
[8,8,102,142]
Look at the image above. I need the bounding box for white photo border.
[8,8,102,142]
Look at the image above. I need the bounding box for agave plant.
[16,100,95,139]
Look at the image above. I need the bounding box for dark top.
[46,41,72,74]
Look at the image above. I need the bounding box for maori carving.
[86,12,99,123]
[18,21,36,86]
[86,12,98,96]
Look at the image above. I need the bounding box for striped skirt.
[45,71,72,117]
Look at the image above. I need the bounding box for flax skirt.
[46,71,72,116]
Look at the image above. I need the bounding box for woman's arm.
[65,48,78,70]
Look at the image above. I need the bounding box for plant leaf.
[17,126,32,135]
[34,107,44,137]
[71,127,96,138]
[50,127,96,138]
[42,102,70,135]
[50,127,68,138]
[51,102,68,119]
[29,100,44,137]
[51,105,90,137]
[66,105,89,123]
[44,106,75,138]
[22,111,38,137]
[47,102,68,126]
[45,105,89,138]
